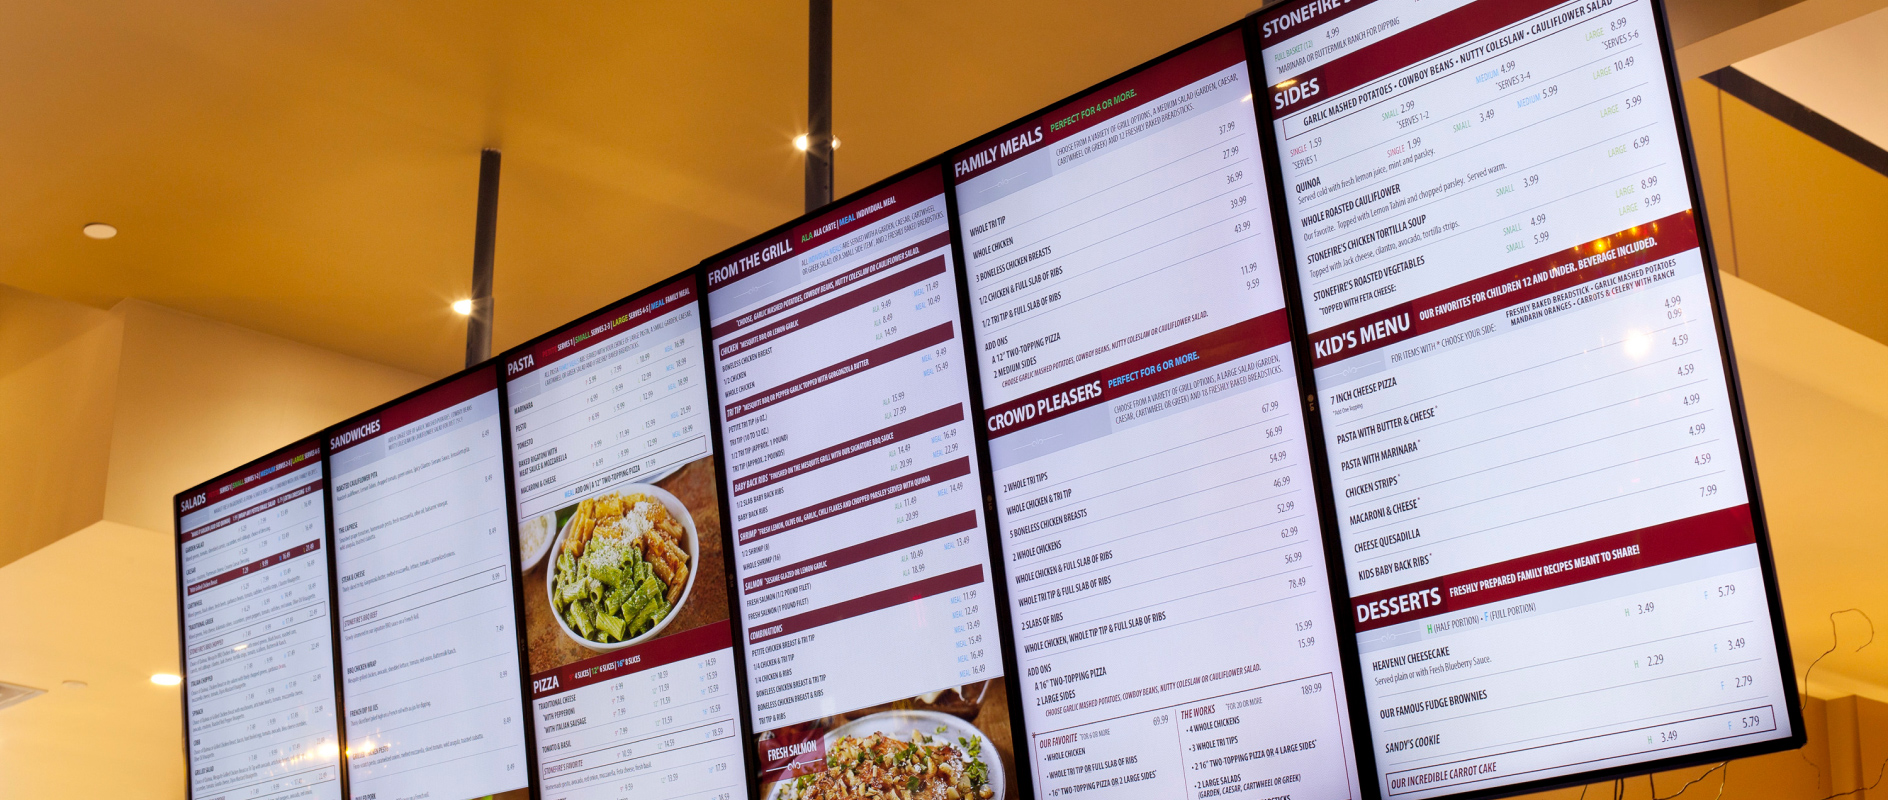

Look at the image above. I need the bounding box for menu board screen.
[1259,0,1797,795]
[328,368,533,800]
[177,440,343,800]
[503,275,744,800]
[952,28,1366,800]
[705,166,1020,800]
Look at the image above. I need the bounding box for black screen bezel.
[693,158,1039,800]
[493,263,759,796]
[939,19,1385,799]
[318,360,543,800]
[1245,0,1806,797]
[173,435,354,800]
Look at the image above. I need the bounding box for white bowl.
[518,511,557,573]
[545,485,698,652]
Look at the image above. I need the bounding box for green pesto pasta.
[551,492,692,646]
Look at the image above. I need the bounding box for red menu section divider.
[707,170,945,292]
[181,479,325,543]
[506,275,697,379]
[732,405,964,497]
[983,309,1290,438]
[186,539,324,595]
[737,457,975,545]
[1351,505,1755,632]
[1269,0,1567,117]
[723,322,956,421]
[1260,0,1383,47]
[742,511,980,594]
[953,29,1246,182]
[529,622,732,700]
[710,232,951,341]
[718,255,947,359]
[747,565,985,644]
[759,721,830,781]
[178,441,320,517]
[329,367,497,453]
[1309,212,1699,367]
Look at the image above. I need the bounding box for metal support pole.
[465,148,501,367]
[806,0,834,212]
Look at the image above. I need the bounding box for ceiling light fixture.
[151,673,182,686]
[82,223,117,240]
[794,135,839,151]
[452,299,473,316]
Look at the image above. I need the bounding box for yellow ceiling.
[0,0,1262,377]
[1683,75,1888,347]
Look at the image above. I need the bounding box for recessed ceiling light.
[82,223,117,240]
[452,299,473,316]
[151,673,182,686]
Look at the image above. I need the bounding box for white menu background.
[705,168,1009,790]
[955,29,1363,800]
[504,280,743,800]
[329,372,532,800]
[1262,0,1793,795]
[179,444,342,800]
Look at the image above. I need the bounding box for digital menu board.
[327,368,534,800]
[1258,0,1799,795]
[704,166,1022,800]
[502,274,745,800]
[951,27,1368,800]
[176,439,344,800]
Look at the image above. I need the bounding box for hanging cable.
[1814,756,1888,800]
[1651,761,1727,799]
[1800,609,1876,791]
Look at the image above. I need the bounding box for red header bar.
[733,405,964,497]
[742,511,979,595]
[181,479,325,543]
[1269,0,1573,120]
[747,564,984,644]
[186,539,324,595]
[329,367,497,454]
[709,232,950,341]
[1259,0,1381,48]
[722,321,956,422]
[177,438,320,518]
[953,30,1247,183]
[1308,212,1698,368]
[506,276,697,381]
[760,720,829,781]
[529,621,731,700]
[737,457,974,545]
[1351,505,1755,631]
[717,255,947,360]
[706,168,945,292]
[984,310,1290,438]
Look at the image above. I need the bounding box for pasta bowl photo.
[544,485,698,651]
